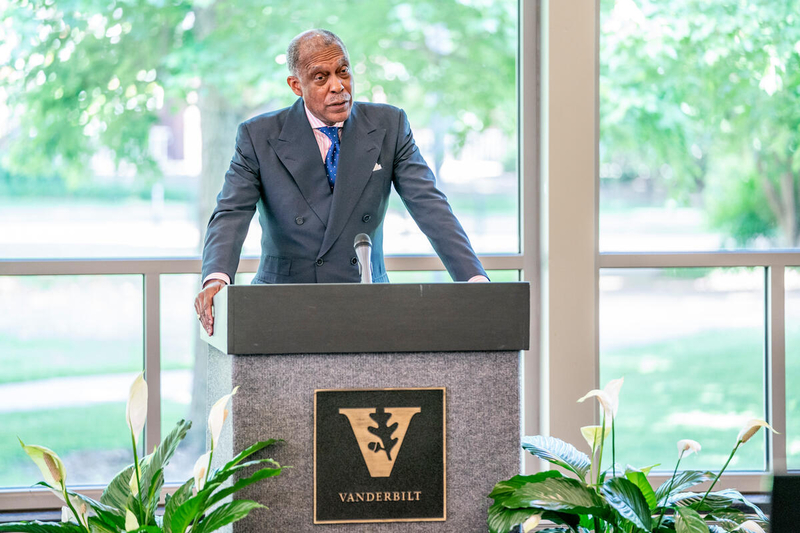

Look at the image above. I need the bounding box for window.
[541,0,793,491]
[0,0,527,504]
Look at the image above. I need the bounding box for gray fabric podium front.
[204,282,529,532]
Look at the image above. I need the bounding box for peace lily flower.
[193,451,211,492]
[125,509,139,532]
[128,456,149,496]
[734,520,766,533]
[656,438,704,528]
[126,372,148,447]
[578,377,624,421]
[522,514,541,533]
[677,439,702,457]
[209,386,239,450]
[19,440,66,487]
[580,425,611,450]
[61,496,88,529]
[736,419,778,444]
[698,419,780,511]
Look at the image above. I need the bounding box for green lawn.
[1,401,204,488]
[600,327,800,472]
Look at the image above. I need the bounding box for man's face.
[288,42,353,125]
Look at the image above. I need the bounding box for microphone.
[354,233,373,284]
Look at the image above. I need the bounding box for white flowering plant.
[2,374,283,533]
[488,378,774,533]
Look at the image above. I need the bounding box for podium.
[204,282,529,531]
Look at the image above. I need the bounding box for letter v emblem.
[339,407,421,477]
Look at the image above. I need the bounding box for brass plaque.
[313,388,446,524]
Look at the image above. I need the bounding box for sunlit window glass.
[600,0,800,252]
[0,275,143,487]
[0,1,518,259]
[599,268,766,471]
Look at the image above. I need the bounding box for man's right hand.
[195,279,227,336]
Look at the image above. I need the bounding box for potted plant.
[488,378,774,533]
[2,373,283,533]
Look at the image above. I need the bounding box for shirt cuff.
[203,273,231,287]
[467,275,490,283]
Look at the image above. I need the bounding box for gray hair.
[286,29,348,77]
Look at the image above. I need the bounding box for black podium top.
[201,282,529,355]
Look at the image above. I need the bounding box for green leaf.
[521,436,591,480]
[487,502,540,533]
[100,464,134,510]
[541,510,581,529]
[144,468,164,525]
[87,516,119,533]
[708,510,751,530]
[625,466,657,510]
[670,490,767,521]
[206,458,280,487]
[166,493,207,533]
[655,471,716,505]
[191,500,265,533]
[503,477,608,517]
[220,439,280,471]
[675,506,708,533]
[639,463,661,476]
[139,420,190,505]
[601,477,652,531]
[204,466,282,509]
[162,479,194,533]
[0,522,85,533]
[489,471,563,501]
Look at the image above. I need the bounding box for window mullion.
[768,266,787,473]
[144,272,162,454]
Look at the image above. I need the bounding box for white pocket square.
[373,163,382,172]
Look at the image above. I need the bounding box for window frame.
[543,0,789,492]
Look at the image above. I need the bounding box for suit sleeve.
[201,122,262,283]
[391,109,487,282]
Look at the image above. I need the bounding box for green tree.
[0,0,516,222]
[601,0,800,247]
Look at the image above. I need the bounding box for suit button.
[316,259,324,266]
[362,214,371,223]
[295,216,304,225]
[351,257,358,265]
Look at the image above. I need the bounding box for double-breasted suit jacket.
[201,97,486,284]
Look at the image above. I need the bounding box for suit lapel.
[319,102,386,258]
[267,98,332,227]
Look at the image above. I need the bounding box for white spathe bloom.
[736,419,778,444]
[125,509,139,532]
[522,513,541,533]
[61,496,88,528]
[580,425,611,450]
[208,386,239,450]
[578,377,625,420]
[735,520,766,533]
[193,451,211,492]
[126,373,148,446]
[128,456,149,496]
[19,440,66,487]
[677,439,701,457]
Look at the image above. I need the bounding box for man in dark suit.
[196,29,487,335]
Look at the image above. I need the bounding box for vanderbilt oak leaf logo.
[338,407,421,477]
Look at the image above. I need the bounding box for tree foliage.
[601,0,800,246]
[0,0,516,189]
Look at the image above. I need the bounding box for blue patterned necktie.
[318,126,340,189]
